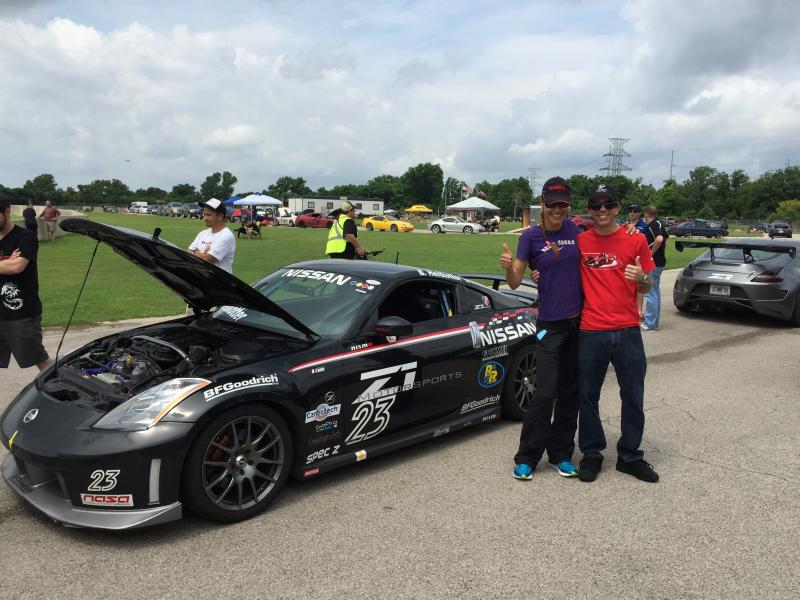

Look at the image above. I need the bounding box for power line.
[600,137,632,176]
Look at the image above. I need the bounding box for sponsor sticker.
[482,345,508,361]
[311,366,326,374]
[81,493,133,507]
[478,361,505,388]
[282,269,351,286]
[204,374,279,401]
[482,413,498,423]
[460,394,501,414]
[479,321,537,347]
[433,427,450,438]
[306,444,341,465]
[366,279,382,286]
[219,306,247,321]
[303,468,320,478]
[355,450,367,462]
[305,403,342,423]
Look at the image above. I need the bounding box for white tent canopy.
[233,194,282,206]
[446,197,501,211]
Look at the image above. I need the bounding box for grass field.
[30,213,709,327]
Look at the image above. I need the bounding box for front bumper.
[2,452,181,530]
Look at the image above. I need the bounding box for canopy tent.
[445,197,501,212]
[232,194,282,206]
[222,195,241,205]
[405,204,433,213]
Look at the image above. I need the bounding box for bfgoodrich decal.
[204,375,279,401]
[460,394,500,414]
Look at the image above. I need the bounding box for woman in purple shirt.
[500,177,582,479]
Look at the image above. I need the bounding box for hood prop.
[54,240,101,376]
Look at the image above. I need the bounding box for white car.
[429,216,485,234]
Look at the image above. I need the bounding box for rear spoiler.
[675,241,796,259]
[457,272,538,305]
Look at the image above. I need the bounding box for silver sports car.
[673,239,800,325]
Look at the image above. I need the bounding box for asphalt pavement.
[1,270,798,600]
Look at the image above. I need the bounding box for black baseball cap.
[541,177,571,206]
[627,204,641,213]
[589,183,618,203]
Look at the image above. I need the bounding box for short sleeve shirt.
[577,227,655,330]
[42,206,60,221]
[516,219,582,321]
[0,225,42,320]
[188,227,236,273]
[646,219,667,267]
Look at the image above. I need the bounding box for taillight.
[752,271,783,283]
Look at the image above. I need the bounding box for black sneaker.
[616,458,659,483]
[577,455,603,482]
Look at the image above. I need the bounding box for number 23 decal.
[345,396,395,445]
[88,469,119,491]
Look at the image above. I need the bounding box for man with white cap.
[187,199,236,273]
[326,200,365,259]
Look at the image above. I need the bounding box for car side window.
[378,282,455,323]
[458,285,494,314]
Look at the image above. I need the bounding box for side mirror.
[374,316,413,337]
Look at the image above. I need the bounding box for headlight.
[94,378,210,431]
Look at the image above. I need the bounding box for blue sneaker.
[549,460,578,477]
[512,463,533,480]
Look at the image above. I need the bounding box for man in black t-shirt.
[0,194,51,369]
[642,205,667,331]
[22,201,38,235]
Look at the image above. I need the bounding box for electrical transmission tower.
[527,167,539,199]
[600,138,632,176]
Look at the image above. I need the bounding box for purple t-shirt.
[516,219,582,321]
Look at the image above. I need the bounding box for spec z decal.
[306,445,340,465]
[204,374,279,401]
[305,403,341,423]
[478,361,505,388]
[345,362,416,445]
[460,394,500,414]
[81,494,133,507]
[88,469,119,492]
[282,269,352,286]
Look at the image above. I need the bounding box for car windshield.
[385,215,399,221]
[212,267,380,337]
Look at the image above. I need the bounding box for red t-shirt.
[577,227,655,331]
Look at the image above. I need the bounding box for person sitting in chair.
[235,220,262,239]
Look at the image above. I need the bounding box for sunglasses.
[545,202,570,209]
[588,200,619,211]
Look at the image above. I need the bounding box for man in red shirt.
[576,183,659,483]
[39,200,61,242]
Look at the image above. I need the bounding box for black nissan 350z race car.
[1,219,538,530]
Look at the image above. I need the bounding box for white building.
[286,196,384,217]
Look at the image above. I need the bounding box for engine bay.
[39,319,300,412]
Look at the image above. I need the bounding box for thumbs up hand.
[500,242,513,270]
[625,255,646,283]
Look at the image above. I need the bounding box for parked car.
[166,202,185,217]
[146,205,167,215]
[672,219,728,238]
[571,215,594,231]
[768,220,793,239]
[673,239,800,325]
[180,204,202,219]
[128,201,148,213]
[362,215,415,232]
[748,222,768,233]
[1,218,539,529]
[295,212,334,228]
[429,216,485,234]
[102,205,117,213]
[275,208,299,227]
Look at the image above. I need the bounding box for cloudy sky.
[1,0,798,194]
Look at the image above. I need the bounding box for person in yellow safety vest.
[325,200,365,259]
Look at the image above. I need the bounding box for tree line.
[3,163,799,222]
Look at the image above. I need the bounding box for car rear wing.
[457,272,538,304]
[675,241,797,259]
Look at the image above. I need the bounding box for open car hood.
[60,218,316,338]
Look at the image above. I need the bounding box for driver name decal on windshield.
[282,269,351,286]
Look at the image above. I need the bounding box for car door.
[442,217,458,232]
[338,279,475,448]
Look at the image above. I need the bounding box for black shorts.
[0,315,49,369]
